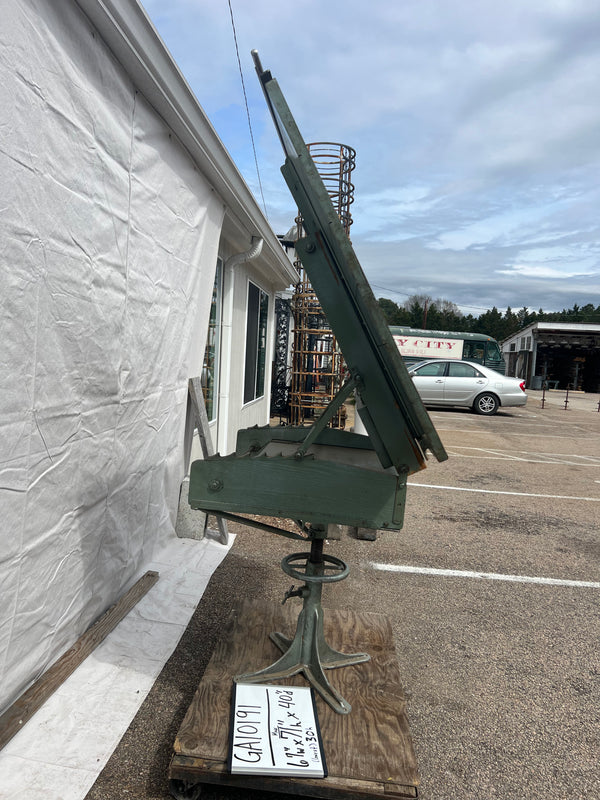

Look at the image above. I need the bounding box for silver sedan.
[408,359,527,415]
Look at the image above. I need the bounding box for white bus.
[390,327,506,373]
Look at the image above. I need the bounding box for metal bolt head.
[208,479,223,492]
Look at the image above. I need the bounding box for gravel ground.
[86,392,600,800]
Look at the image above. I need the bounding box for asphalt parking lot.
[87,389,600,800]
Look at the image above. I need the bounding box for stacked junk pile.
[273,142,356,428]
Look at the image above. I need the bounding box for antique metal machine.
[188,52,447,714]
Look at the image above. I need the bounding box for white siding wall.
[215,261,277,455]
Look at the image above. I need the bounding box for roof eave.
[74,0,297,288]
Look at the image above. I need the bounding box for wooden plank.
[188,377,216,459]
[170,599,419,799]
[0,570,159,751]
[170,757,417,799]
[188,376,229,545]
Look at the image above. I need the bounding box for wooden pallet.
[169,600,419,799]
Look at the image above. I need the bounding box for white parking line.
[445,447,600,466]
[438,430,590,440]
[445,451,555,464]
[433,426,593,440]
[454,447,530,462]
[407,482,600,502]
[368,562,600,589]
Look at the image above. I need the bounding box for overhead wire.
[369,282,495,313]
[225,4,516,317]
[227,0,268,219]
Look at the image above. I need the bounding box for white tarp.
[0,0,225,712]
[0,535,233,800]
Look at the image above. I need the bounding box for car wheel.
[473,392,499,415]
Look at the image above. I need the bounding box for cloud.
[143,0,600,314]
[498,264,596,279]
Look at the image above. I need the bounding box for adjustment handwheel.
[281,552,349,583]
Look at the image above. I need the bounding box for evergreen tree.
[375,296,600,336]
[472,307,504,340]
[377,297,402,324]
[503,306,519,337]
[434,298,464,331]
[517,306,535,329]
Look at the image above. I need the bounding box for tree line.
[377,295,600,342]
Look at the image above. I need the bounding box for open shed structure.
[502,322,600,392]
[0,0,297,715]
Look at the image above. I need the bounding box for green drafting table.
[188,52,447,713]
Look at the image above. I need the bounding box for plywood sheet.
[170,600,419,798]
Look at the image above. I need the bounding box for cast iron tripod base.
[234,531,369,714]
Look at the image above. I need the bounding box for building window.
[202,258,222,421]
[244,281,269,404]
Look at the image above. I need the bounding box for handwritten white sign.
[229,683,327,778]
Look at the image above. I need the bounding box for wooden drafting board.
[169,599,419,799]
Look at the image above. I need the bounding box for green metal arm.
[252,50,447,474]
[294,378,356,459]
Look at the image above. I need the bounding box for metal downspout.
[217,237,264,454]
[225,235,264,270]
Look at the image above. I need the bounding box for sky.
[142,0,600,315]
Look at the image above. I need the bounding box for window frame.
[447,362,484,379]
[243,280,269,405]
[413,361,448,377]
[201,258,223,422]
